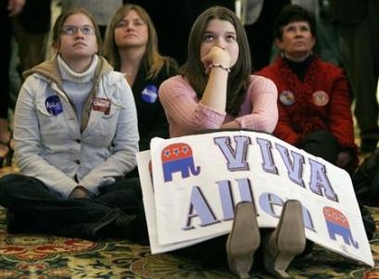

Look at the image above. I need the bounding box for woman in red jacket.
[257,4,358,175]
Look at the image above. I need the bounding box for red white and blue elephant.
[323,206,359,248]
[161,143,201,182]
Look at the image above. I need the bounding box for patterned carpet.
[1,167,379,278]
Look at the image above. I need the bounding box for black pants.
[301,130,340,165]
[0,174,147,242]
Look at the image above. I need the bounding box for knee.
[304,130,337,144]
[0,174,22,191]
[302,130,339,164]
[0,174,22,204]
[0,173,43,194]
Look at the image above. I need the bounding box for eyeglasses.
[61,25,95,35]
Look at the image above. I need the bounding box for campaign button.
[45,95,63,115]
[313,90,329,106]
[141,84,158,103]
[279,90,295,106]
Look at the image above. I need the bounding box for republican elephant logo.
[161,143,201,182]
[323,206,359,248]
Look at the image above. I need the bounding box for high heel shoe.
[263,200,306,278]
[226,201,261,279]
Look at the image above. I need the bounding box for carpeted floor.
[1,166,379,279]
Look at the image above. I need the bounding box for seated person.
[160,6,305,279]
[103,4,178,163]
[257,4,358,175]
[0,7,147,243]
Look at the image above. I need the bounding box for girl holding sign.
[160,6,306,279]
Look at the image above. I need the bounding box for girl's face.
[56,13,98,61]
[276,21,316,60]
[200,19,239,67]
[114,10,148,49]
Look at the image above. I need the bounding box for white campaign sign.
[137,130,374,266]
[137,150,225,254]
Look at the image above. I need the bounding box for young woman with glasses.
[0,7,148,243]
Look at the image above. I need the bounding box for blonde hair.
[103,4,178,79]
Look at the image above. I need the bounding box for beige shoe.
[226,201,260,279]
[263,200,306,278]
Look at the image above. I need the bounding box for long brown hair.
[103,4,178,79]
[180,6,252,117]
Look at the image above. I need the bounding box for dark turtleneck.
[283,55,314,81]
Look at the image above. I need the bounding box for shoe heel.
[226,201,260,279]
[228,257,253,279]
[264,200,306,278]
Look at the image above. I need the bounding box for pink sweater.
[159,75,278,137]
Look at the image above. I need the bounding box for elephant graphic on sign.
[161,142,201,182]
[323,206,359,248]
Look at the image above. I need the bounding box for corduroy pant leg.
[93,177,148,243]
[0,173,122,240]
